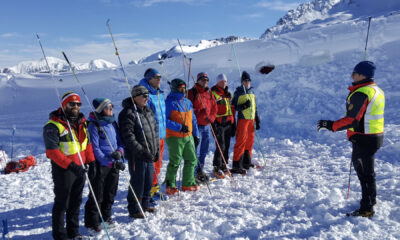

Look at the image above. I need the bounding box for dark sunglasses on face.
[200,77,209,82]
[68,102,82,107]
[104,104,114,110]
[243,79,251,82]
[153,75,161,80]
[141,94,149,98]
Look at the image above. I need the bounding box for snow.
[1,0,400,239]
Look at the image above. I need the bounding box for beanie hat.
[61,92,81,108]
[353,61,376,79]
[144,68,161,80]
[241,71,251,81]
[93,98,112,113]
[216,73,227,83]
[170,78,186,93]
[131,85,149,98]
[197,72,209,82]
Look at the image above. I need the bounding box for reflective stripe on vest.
[47,120,88,155]
[348,85,385,134]
[237,93,256,120]
[212,91,233,118]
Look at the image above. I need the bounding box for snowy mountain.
[1,57,117,74]
[137,36,250,64]
[1,1,400,239]
[261,0,400,39]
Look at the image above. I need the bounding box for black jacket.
[118,97,159,162]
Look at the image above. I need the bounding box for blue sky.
[0,0,309,68]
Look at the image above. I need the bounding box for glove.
[231,123,236,138]
[180,124,189,133]
[142,150,154,162]
[237,100,251,111]
[194,137,200,148]
[68,162,87,178]
[317,120,334,131]
[113,161,126,171]
[87,161,96,181]
[154,151,160,162]
[255,115,260,130]
[110,150,122,160]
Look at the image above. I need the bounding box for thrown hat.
[61,92,81,108]
[170,78,186,93]
[216,73,227,83]
[144,68,161,80]
[131,85,149,97]
[197,72,209,82]
[353,61,376,79]
[241,71,251,81]
[93,98,112,113]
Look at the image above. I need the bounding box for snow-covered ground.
[1,0,400,239]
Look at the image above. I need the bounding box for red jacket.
[210,85,236,124]
[187,83,217,126]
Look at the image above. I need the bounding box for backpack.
[5,155,36,174]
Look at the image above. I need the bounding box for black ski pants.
[84,165,119,228]
[351,141,380,211]
[51,162,85,240]
[212,122,234,170]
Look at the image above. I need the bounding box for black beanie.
[170,78,186,93]
[241,71,251,81]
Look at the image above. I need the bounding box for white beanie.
[216,73,227,83]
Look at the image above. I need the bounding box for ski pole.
[188,58,192,88]
[176,39,236,188]
[36,34,112,239]
[231,44,269,174]
[346,160,352,199]
[10,125,16,161]
[177,39,187,86]
[106,19,168,218]
[363,17,372,60]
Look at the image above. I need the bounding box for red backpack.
[5,155,36,174]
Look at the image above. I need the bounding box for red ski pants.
[233,119,255,161]
[152,138,164,186]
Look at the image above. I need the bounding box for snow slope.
[1,2,400,240]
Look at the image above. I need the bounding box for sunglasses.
[199,77,209,82]
[152,75,162,80]
[242,79,251,82]
[68,102,82,107]
[104,104,114,110]
[141,94,149,98]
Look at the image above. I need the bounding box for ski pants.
[164,136,198,188]
[351,141,380,211]
[195,125,210,173]
[212,122,233,170]
[152,138,165,186]
[84,164,119,228]
[127,158,154,215]
[51,162,85,240]
[233,119,255,162]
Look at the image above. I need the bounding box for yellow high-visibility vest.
[212,91,233,118]
[47,120,88,155]
[348,84,385,134]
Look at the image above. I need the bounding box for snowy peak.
[137,36,250,64]
[260,0,400,39]
[2,57,117,74]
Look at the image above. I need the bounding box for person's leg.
[84,164,105,228]
[66,173,85,238]
[102,167,119,222]
[164,137,184,188]
[182,136,198,187]
[127,158,145,215]
[233,119,249,162]
[142,162,155,209]
[212,123,224,169]
[152,138,164,186]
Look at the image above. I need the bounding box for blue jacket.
[139,78,167,139]
[87,112,124,167]
[165,92,199,138]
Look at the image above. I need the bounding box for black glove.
[142,150,154,162]
[237,100,251,111]
[87,161,96,181]
[317,120,334,132]
[110,150,122,160]
[68,162,87,178]
[154,151,160,162]
[194,137,200,148]
[113,160,126,171]
[255,115,260,130]
[180,124,189,133]
[231,122,236,138]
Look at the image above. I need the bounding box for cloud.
[131,0,208,7]
[243,13,264,19]
[255,0,299,11]
[1,33,18,38]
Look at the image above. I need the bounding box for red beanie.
[61,92,81,108]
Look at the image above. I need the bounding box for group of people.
[43,68,261,239]
[43,60,385,239]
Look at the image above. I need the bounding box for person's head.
[197,72,209,88]
[131,85,149,108]
[61,92,81,119]
[144,68,162,89]
[170,78,186,93]
[216,73,228,89]
[352,61,376,82]
[93,98,113,117]
[241,71,251,88]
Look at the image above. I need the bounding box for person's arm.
[43,123,71,169]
